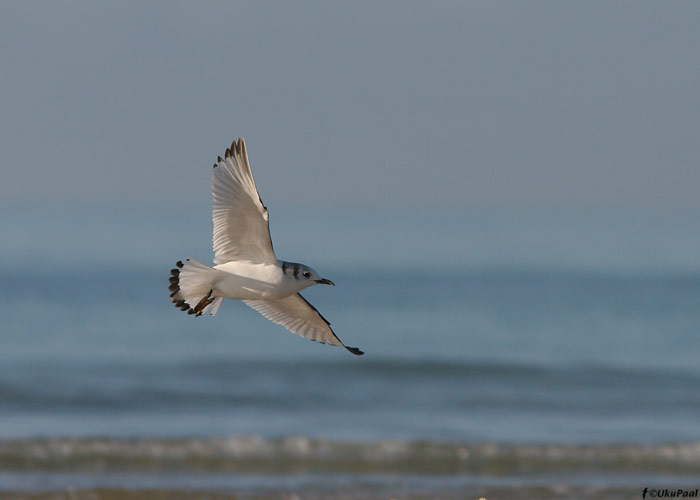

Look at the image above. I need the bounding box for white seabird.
[169,138,363,355]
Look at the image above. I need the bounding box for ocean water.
[1,205,699,499]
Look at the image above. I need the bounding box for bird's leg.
[193,290,215,317]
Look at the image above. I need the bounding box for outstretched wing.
[243,294,364,355]
[211,138,276,265]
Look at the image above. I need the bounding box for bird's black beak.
[315,278,335,286]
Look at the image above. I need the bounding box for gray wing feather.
[211,138,276,265]
[243,294,363,355]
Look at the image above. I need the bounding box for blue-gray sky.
[2,1,699,211]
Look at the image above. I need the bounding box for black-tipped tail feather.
[169,259,217,317]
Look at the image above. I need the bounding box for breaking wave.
[1,437,699,475]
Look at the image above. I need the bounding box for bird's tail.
[169,258,224,316]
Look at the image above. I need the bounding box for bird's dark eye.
[303,271,310,278]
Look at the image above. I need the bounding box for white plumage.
[211,138,275,266]
[168,138,363,356]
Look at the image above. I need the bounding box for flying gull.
[169,138,363,355]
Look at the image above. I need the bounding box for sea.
[1,205,699,499]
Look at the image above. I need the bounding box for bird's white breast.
[212,261,296,300]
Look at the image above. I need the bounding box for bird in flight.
[168,138,363,355]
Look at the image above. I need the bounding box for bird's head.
[305,266,335,287]
[288,263,335,289]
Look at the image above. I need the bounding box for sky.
[1,1,699,212]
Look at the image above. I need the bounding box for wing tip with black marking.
[296,293,364,356]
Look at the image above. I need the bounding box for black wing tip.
[214,138,248,168]
[346,346,364,356]
[223,139,243,158]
